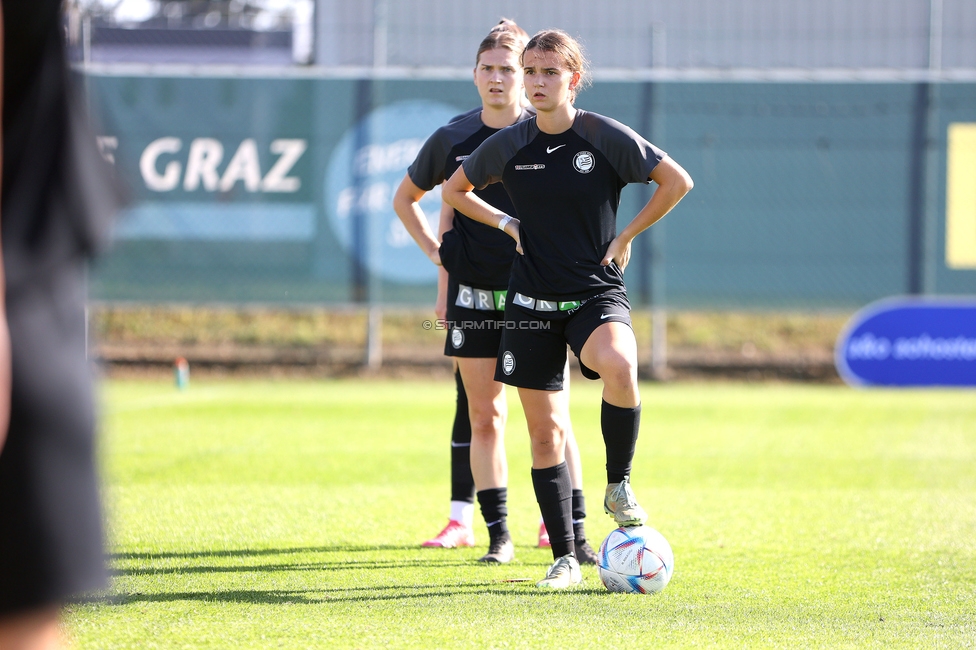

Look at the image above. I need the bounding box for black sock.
[571,489,587,542]
[450,369,475,504]
[477,488,509,543]
[602,401,641,484]
[531,463,574,559]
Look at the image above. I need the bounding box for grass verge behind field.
[67,379,976,648]
[91,306,848,359]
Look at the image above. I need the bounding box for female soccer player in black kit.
[444,30,693,588]
[0,0,122,646]
[394,20,598,565]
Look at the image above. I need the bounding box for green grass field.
[66,378,976,648]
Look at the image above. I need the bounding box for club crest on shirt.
[451,328,465,349]
[573,151,595,174]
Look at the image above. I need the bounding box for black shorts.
[0,263,106,615]
[443,278,507,358]
[494,288,632,390]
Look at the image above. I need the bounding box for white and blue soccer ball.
[597,525,674,594]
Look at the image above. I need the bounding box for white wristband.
[497,215,513,231]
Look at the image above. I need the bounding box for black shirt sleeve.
[462,119,536,190]
[406,127,452,191]
[574,111,666,184]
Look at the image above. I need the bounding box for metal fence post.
[364,0,388,369]
[922,0,944,295]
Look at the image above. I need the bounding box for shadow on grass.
[91,544,611,604]
[90,582,609,606]
[110,545,417,561]
[108,544,555,578]
[111,557,483,577]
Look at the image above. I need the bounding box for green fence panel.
[86,73,976,308]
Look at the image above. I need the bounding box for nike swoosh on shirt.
[546,145,566,153]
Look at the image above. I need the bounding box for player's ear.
[568,71,581,90]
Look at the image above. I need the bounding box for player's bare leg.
[520,386,568,469]
[579,322,640,409]
[579,322,647,527]
[456,357,513,563]
[0,606,63,650]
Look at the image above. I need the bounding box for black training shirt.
[462,110,666,301]
[2,0,122,292]
[407,108,533,287]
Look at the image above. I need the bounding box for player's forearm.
[437,199,454,239]
[434,265,449,322]
[442,189,507,230]
[617,187,682,244]
[618,159,693,244]
[443,169,512,231]
[392,187,439,258]
[433,201,451,321]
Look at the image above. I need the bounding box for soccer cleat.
[536,554,582,589]
[604,476,648,527]
[538,522,551,548]
[477,536,515,564]
[574,538,599,565]
[422,520,475,548]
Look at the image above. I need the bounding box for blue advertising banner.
[835,297,976,387]
[324,99,460,284]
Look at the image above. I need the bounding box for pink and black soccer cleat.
[422,520,475,548]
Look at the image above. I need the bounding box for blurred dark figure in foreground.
[0,1,122,647]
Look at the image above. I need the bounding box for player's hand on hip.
[507,220,523,255]
[427,244,443,266]
[602,237,632,272]
[509,222,525,255]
